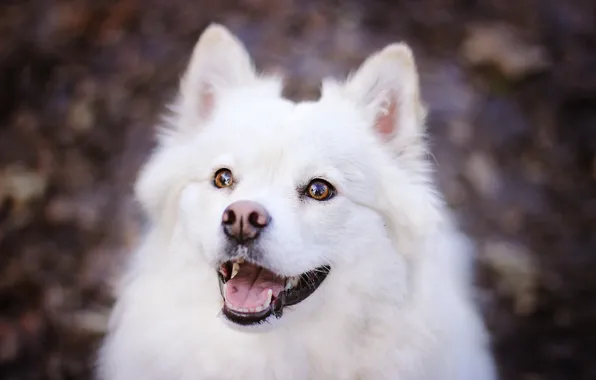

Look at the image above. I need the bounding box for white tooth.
[231,262,240,279]
[223,283,227,295]
[255,306,263,312]
[285,276,299,290]
[263,289,273,309]
[249,308,255,313]
[240,307,249,313]
[228,303,241,312]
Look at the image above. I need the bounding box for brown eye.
[306,179,336,201]
[213,169,234,188]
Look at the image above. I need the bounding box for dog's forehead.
[215,94,365,156]
[204,91,373,186]
[285,100,365,147]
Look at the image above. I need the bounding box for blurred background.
[0,0,595,379]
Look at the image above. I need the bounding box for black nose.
[222,200,270,243]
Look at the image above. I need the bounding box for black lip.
[282,267,331,307]
[222,304,274,325]
[218,262,331,326]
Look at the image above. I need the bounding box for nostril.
[222,209,236,225]
[248,211,269,228]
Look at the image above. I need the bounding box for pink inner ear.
[375,94,398,137]
[199,86,214,119]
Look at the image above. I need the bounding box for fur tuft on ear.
[175,24,257,134]
[343,43,427,147]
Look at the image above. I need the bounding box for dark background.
[0,0,595,379]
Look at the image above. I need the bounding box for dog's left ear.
[343,43,427,148]
[176,24,257,133]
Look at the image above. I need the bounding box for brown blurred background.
[0,0,595,379]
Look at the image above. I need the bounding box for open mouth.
[217,258,330,326]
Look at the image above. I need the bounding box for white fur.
[97,24,497,380]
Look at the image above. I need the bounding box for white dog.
[97,24,497,380]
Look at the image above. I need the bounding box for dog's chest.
[187,325,364,380]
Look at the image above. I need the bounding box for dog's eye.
[213,169,234,188]
[306,179,336,201]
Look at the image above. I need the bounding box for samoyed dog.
[97,24,497,380]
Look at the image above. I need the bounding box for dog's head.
[135,25,443,330]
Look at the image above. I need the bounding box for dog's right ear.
[176,24,257,133]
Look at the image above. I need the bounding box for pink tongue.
[225,263,285,309]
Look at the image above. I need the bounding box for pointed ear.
[176,24,257,132]
[343,43,427,147]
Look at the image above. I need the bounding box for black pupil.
[310,182,327,198]
[219,171,232,186]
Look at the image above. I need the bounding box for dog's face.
[136,25,440,330]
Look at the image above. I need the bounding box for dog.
[97,24,497,380]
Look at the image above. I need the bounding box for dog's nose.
[222,200,270,243]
